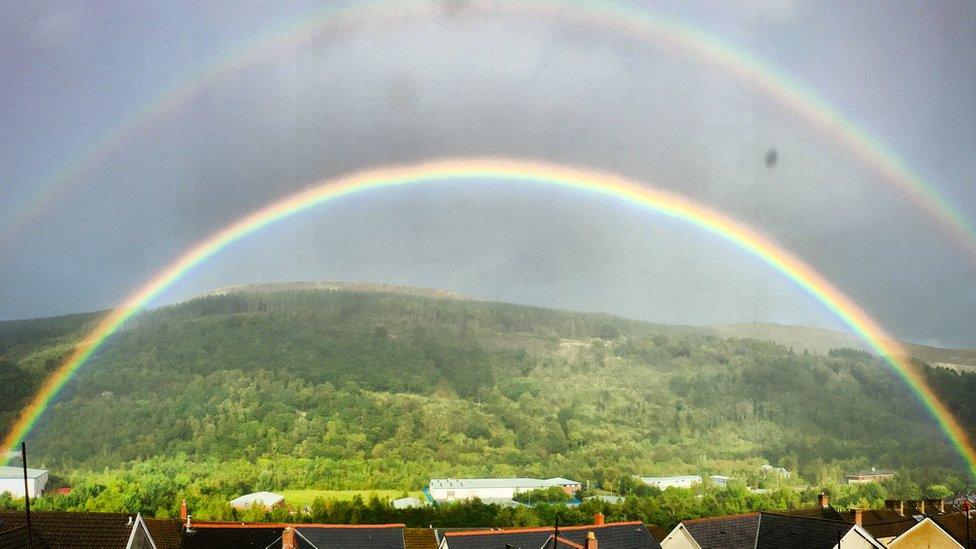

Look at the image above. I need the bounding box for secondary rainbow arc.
[3,158,974,478]
[1,0,974,267]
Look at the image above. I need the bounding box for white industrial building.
[0,466,48,498]
[229,491,285,510]
[638,475,702,490]
[429,477,581,502]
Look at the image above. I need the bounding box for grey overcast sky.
[1,1,974,347]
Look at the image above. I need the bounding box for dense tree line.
[0,289,973,517]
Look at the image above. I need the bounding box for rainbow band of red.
[2,1,974,267]
[4,158,974,477]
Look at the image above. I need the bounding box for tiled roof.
[0,511,136,548]
[755,513,857,549]
[182,523,285,549]
[839,508,907,525]
[442,521,660,549]
[404,528,438,549]
[777,507,845,521]
[298,524,406,549]
[861,518,917,540]
[645,524,668,542]
[681,513,760,549]
[145,517,183,549]
[931,512,976,547]
[0,525,49,549]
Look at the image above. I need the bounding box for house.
[754,512,884,548]
[437,518,661,548]
[883,498,954,517]
[660,511,884,549]
[0,510,178,549]
[404,528,439,549]
[886,517,961,548]
[392,496,425,509]
[638,475,702,490]
[931,511,976,548]
[297,523,407,548]
[428,477,581,502]
[183,521,412,549]
[183,522,285,549]
[845,469,896,484]
[584,494,625,505]
[759,464,791,478]
[229,491,285,510]
[0,466,48,498]
[709,475,732,488]
[660,511,760,548]
[839,508,917,544]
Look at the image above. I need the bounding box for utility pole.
[22,442,32,549]
[964,498,971,549]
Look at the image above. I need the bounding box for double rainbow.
[2,0,974,266]
[4,158,974,478]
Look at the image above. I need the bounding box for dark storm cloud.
[1,1,973,346]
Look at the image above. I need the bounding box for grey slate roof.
[682,513,761,549]
[0,511,138,548]
[755,513,857,549]
[182,525,284,549]
[442,521,660,549]
[298,524,406,549]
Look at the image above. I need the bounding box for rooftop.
[0,466,47,479]
[229,491,284,507]
[680,512,761,549]
[429,477,579,490]
[640,475,702,482]
[442,521,659,549]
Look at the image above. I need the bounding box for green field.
[281,490,424,507]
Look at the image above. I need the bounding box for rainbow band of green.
[4,158,975,478]
[2,0,974,267]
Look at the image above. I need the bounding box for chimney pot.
[594,512,604,525]
[282,527,297,549]
[885,499,904,516]
[850,508,862,526]
[585,531,598,549]
[180,499,188,521]
[818,492,829,508]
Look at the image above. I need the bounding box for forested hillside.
[2,287,975,513]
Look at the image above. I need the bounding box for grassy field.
[280,489,424,507]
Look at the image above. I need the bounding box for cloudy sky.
[1,1,974,347]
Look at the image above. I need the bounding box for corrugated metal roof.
[0,466,47,479]
[229,491,284,506]
[430,477,579,490]
[639,475,701,483]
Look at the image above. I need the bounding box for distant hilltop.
[196,280,476,302]
[194,281,975,371]
[709,322,976,373]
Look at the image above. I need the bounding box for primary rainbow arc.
[4,158,974,479]
[1,0,974,266]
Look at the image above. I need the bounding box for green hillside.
[1,287,975,517]
[710,323,976,373]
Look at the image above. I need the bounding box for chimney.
[593,512,605,525]
[180,499,188,521]
[924,499,945,514]
[585,531,598,549]
[850,508,862,526]
[282,527,297,549]
[885,499,904,516]
[818,492,829,508]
